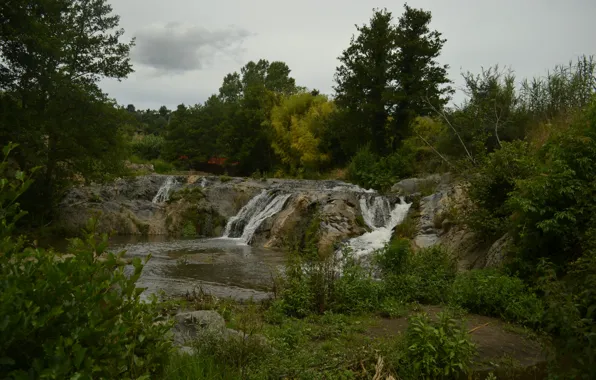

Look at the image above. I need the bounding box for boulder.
[391,174,448,195]
[485,233,512,268]
[173,310,226,345]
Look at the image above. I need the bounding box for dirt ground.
[367,305,548,379]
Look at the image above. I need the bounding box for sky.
[100,0,596,111]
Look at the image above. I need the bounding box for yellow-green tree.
[270,93,336,175]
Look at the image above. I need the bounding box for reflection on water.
[108,235,286,301]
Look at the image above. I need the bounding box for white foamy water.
[345,196,411,257]
[152,176,178,203]
[222,190,291,244]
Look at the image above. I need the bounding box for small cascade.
[199,177,208,188]
[360,196,393,229]
[344,196,411,257]
[222,190,291,244]
[152,176,178,204]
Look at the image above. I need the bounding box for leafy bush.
[467,140,536,238]
[507,99,596,269]
[278,249,384,317]
[1,223,173,379]
[131,134,165,160]
[331,252,384,313]
[380,242,457,304]
[0,144,173,379]
[375,238,410,276]
[450,269,543,326]
[537,257,596,378]
[151,158,175,174]
[394,311,476,379]
[347,145,414,191]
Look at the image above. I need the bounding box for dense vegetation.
[2,0,596,379]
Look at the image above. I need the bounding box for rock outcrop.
[403,176,509,270]
[56,175,391,252]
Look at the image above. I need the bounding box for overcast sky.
[100,0,596,110]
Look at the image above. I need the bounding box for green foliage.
[0,147,173,378]
[151,158,175,174]
[334,6,452,156]
[182,221,196,237]
[131,134,165,160]
[394,312,476,379]
[278,249,384,317]
[161,351,240,380]
[375,238,410,276]
[270,92,335,175]
[467,140,537,238]
[0,0,134,219]
[508,98,596,268]
[450,269,543,326]
[347,146,414,191]
[537,257,596,378]
[380,242,457,304]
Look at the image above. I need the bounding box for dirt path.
[367,305,548,378]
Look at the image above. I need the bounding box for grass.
[161,351,240,379]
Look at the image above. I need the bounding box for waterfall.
[152,176,178,204]
[222,190,291,244]
[344,195,411,257]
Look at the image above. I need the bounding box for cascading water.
[222,190,292,244]
[152,176,178,204]
[344,195,411,257]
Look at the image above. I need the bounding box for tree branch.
[415,132,455,169]
[425,97,476,165]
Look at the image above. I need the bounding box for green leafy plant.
[131,134,165,160]
[395,312,476,379]
[0,144,173,379]
[381,243,457,304]
[151,158,175,174]
[347,146,414,191]
[450,269,543,326]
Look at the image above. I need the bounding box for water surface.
[109,235,286,301]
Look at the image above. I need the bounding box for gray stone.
[391,174,442,195]
[485,234,512,268]
[173,310,226,345]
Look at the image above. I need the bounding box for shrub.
[131,134,165,160]
[467,140,536,239]
[151,158,175,174]
[375,238,410,276]
[450,269,543,326]
[347,145,414,191]
[0,144,173,379]
[331,251,384,313]
[0,220,174,379]
[381,243,457,304]
[394,311,476,379]
[278,249,384,317]
[537,257,596,378]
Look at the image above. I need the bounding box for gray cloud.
[132,22,251,73]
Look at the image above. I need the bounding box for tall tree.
[216,59,298,174]
[334,5,452,156]
[392,5,453,145]
[270,92,335,174]
[0,0,134,217]
[334,9,396,156]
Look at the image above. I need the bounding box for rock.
[413,191,446,249]
[391,174,446,195]
[173,310,226,345]
[485,233,512,268]
[125,161,155,173]
[178,346,196,355]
